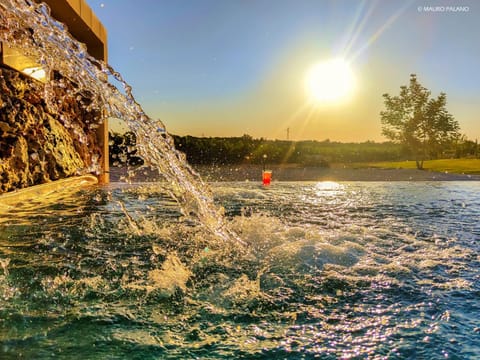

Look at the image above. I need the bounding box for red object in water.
[262,170,272,185]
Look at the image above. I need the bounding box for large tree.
[380,74,460,169]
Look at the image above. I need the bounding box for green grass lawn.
[356,159,480,175]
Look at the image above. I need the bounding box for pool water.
[0,181,479,359]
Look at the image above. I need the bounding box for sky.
[86,0,479,142]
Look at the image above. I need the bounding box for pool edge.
[0,175,98,206]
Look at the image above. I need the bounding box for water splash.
[1,181,479,358]
[0,0,240,243]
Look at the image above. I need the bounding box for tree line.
[172,135,406,166]
[109,131,478,168]
[109,74,478,168]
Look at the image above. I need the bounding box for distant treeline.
[109,132,479,167]
[109,132,144,166]
[172,135,406,166]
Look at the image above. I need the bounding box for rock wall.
[0,65,101,193]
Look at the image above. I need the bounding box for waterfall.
[0,0,241,243]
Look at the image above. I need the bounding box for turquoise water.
[1,181,479,359]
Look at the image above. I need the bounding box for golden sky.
[91,0,480,142]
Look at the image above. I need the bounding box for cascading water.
[0,0,239,243]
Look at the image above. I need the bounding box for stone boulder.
[0,65,101,193]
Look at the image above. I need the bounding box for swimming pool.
[1,181,479,359]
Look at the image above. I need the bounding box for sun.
[305,58,356,105]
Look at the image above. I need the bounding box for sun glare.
[305,58,356,105]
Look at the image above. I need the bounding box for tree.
[109,131,144,166]
[380,74,460,169]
